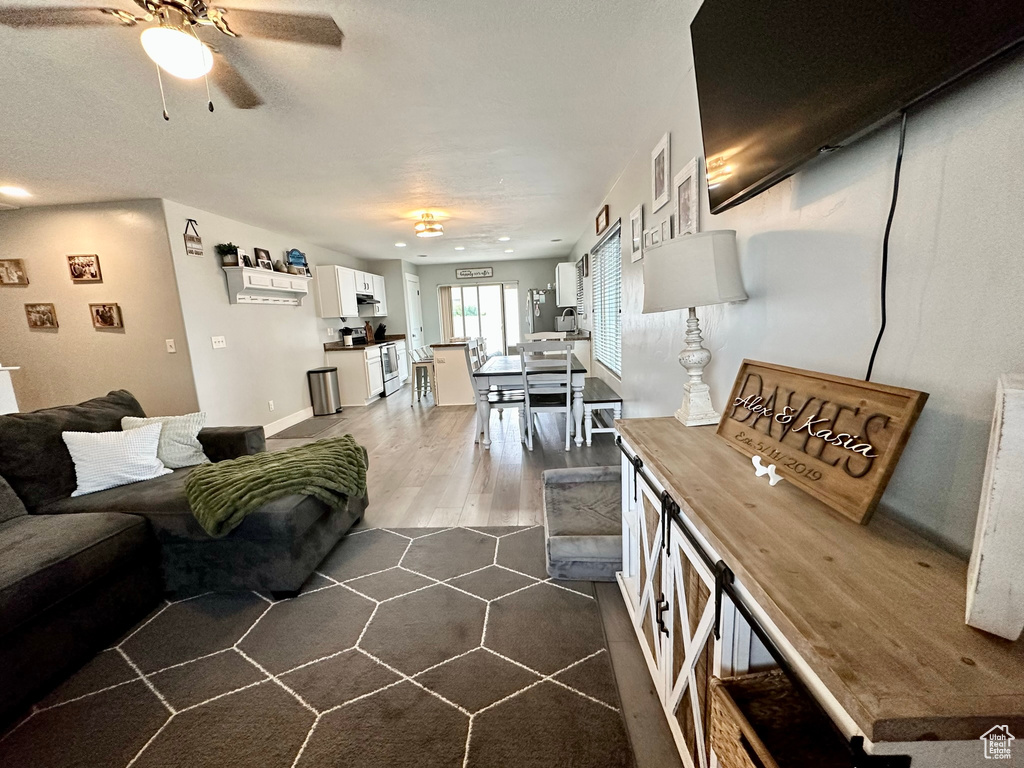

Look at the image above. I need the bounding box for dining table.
[472,353,588,449]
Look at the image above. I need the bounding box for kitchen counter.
[324,334,405,352]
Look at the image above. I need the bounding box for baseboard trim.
[264,406,314,437]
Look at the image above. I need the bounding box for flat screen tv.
[691,1,1024,214]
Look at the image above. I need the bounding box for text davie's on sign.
[716,360,928,524]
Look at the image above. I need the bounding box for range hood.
[356,295,380,305]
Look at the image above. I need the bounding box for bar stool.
[411,347,435,404]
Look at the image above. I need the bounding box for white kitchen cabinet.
[365,346,384,396]
[315,265,359,318]
[371,273,388,316]
[555,262,576,307]
[326,346,384,405]
[397,345,409,382]
[355,271,373,294]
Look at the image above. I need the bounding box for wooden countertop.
[616,417,1024,743]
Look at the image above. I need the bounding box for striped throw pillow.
[62,422,172,497]
[122,412,210,469]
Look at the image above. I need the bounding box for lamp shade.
[642,230,747,313]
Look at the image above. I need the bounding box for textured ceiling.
[1,0,690,263]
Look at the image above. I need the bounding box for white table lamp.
[642,230,747,426]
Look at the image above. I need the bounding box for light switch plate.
[211,336,227,349]
[165,339,176,353]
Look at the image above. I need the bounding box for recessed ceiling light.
[504,249,514,254]
[394,242,407,247]
[454,246,465,251]
[0,186,31,198]
[551,238,562,242]
[498,236,511,242]
[417,254,429,258]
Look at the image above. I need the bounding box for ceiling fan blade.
[211,55,264,109]
[210,8,343,47]
[0,6,136,27]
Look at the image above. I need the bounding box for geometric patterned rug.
[0,526,635,767]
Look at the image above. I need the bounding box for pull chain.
[156,64,169,121]
[189,23,215,112]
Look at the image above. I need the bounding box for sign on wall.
[183,219,204,258]
[456,267,493,279]
[717,360,928,524]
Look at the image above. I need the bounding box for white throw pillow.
[62,422,172,497]
[121,412,210,469]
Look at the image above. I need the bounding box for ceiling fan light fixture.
[414,213,444,238]
[141,24,213,80]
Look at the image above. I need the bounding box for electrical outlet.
[436,356,446,364]
[211,336,226,349]
[327,327,335,336]
[268,400,275,412]
[165,339,176,353]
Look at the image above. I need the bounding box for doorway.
[441,282,519,354]
[405,274,424,351]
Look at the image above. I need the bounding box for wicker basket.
[710,670,853,768]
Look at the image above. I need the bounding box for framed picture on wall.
[67,254,102,283]
[0,259,29,285]
[674,156,700,236]
[25,303,57,329]
[595,205,610,236]
[629,204,644,262]
[651,132,671,212]
[89,303,123,329]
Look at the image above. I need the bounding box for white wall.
[162,200,369,430]
[0,200,199,415]
[416,257,564,345]
[570,25,1024,553]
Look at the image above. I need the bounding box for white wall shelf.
[223,266,312,306]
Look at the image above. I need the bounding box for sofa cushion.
[36,469,328,542]
[0,511,151,633]
[0,474,26,525]
[63,422,172,496]
[0,390,146,510]
[123,412,210,469]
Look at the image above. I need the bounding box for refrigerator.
[526,288,559,333]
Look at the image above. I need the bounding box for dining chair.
[410,346,435,404]
[466,344,526,444]
[518,340,574,451]
[524,331,567,341]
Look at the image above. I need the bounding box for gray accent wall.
[0,199,199,416]
[569,26,1024,553]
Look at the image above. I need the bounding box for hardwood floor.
[267,382,620,528]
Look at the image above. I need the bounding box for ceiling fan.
[0,1,344,116]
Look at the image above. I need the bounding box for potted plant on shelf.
[215,242,240,267]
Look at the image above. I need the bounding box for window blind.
[576,258,585,317]
[592,224,622,376]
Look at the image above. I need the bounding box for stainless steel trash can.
[307,367,341,416]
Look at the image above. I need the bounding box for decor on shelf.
[719,360,928,524]
[642,230,747,427]
[595,204,610,236]
[455,267,493,279]
[0,258,28,285]
[24,303,57,329]
[651,132,671,212]
[674,157,700,236]
[253,247,271,264]
[967,374,1024,640]
[285,248,309,276]
[183,219,204,257]
[414,213,444,238]
[214,242,239,267]
[90,303,123,329]
[660,218,671,242]
[67,254,102,283]
[629,204,643,263]
[256,256,273,270]
[650,226,661,247]
[238,249,253,268]
[272,259,288,273]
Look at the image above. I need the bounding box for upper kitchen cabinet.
[315,265,388,318]
[555,262,577,307]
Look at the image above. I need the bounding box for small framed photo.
[595,205,610,236]
[651,132,671,212]
[25,303,58,329]
[238,250,253,268]
[629,204,644,263]
[643,231,653,248]
[67,254,102,283]
[674,157,700,236]
[257,257,273,270]
[651,227,661,247]
[0,259,29,286]
[253,247,271,263]
[582,252,589,278]
[89,303,123,329]
[661,218,671,242]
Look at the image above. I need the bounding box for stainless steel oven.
[380,342,400,396]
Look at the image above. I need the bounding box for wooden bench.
[582,377,622,446]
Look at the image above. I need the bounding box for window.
[440,282,519,354]
[592,225,621,376]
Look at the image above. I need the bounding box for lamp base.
[674,382,721,427]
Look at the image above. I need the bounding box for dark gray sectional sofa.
[0,390,368,726]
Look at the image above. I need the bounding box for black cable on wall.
[865,111,908,382]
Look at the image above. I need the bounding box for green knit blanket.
[184,435,368,538]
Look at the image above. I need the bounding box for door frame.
[405,274,423,350]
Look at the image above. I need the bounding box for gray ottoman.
[542,466,622,581]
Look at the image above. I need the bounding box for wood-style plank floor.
[267,381,619,528]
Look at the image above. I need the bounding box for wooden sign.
[455,267,493,279]
[183,219,204,257]
[717,360,928,524]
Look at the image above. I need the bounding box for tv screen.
[691,1,1024,214]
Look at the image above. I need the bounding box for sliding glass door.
[443,282,519,354]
